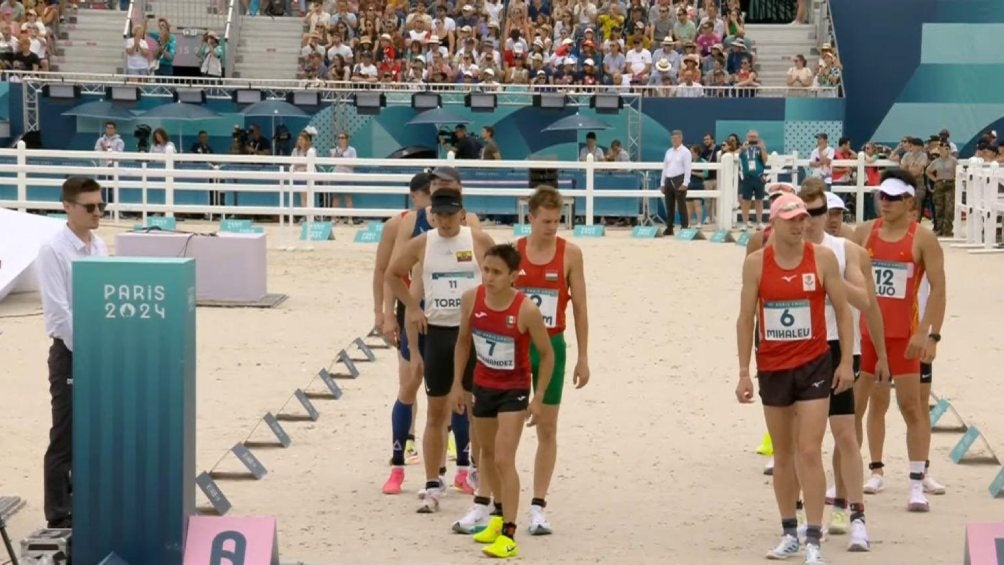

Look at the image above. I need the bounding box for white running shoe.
[863,473,885,494]
[766,534,800,560]
[417,488,442,513]
[764,456,775,476]
[923,475,946,495]
[528,505,553,536]
[804,542,826,564]
[452,503,491,534]
[417,476,446,500]
[466,468,479,492]
[907,483,930,512]
[824,486,836,505]
[848,519,871,552]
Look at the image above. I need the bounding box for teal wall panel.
[921,24,1004,64]
[72,258,197,565]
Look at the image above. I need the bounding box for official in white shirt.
[329,131,357,212]
[660,129,693,235]
[36,176,109,528]
[809,132,835,185]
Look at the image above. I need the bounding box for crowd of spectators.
[784,41,841,95]
[278,0,776,96]
[0,0,65,75]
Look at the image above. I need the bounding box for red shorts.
[860,336,921,378]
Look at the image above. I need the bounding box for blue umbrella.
[406,108,470,126]
[541,113,611,132]
[240,99,308,118]
[140,102,223,150]
[61,100,137,121]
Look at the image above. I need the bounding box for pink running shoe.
[454,469,475,495]
[383,467,405,495]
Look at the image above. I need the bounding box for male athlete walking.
[374,171,432,494]
[737,193,855,564]
[386,182,495,512]
[453,243,554,559]
[852,170,946,511]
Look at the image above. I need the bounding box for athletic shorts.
[827,340,856,417]
[423,325,474,397]
[740,176,765,201]
[530,332,567,406]
[472,386,530,418]
[395,301,426,362]
[860,336,920,378]
[920,362,932,384]
[757,350,833,407]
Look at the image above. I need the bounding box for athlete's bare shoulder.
[464,212,483,229]
[838,224,855,239]
[852,220,875,245]
[564,239,584,262]
[745,231,765,256]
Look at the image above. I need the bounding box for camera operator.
[190,130,214,155]
[245,123,271,155]
[450,123,482,159]
[229,125,246,154]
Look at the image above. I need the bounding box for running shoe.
[528,505,552,536]
[448,434,457,462]
[452,503,491,534]
[824,486,835,505]
[765,534,800,560]
[804,542,825,564]
[417,487,442,513]
[827,508,848,535]
[764,456,775,476]
[863,473,885,494]
[405,439,420,465]
[466,467,479,492]
[382,467,405,495]
[756,433,774,456]
[453,469,475,495]
[418,476,446,500]
[848,519,870,552]
[482,534,519,558]
[474,516,503,544]
[923,475,946,495]
[907,483,930,512]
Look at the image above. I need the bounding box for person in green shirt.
[148,18,177,77]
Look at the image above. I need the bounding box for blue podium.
[72,257,197,564]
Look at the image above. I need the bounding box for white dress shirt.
[37,225,109,351]
[661,144,692,186]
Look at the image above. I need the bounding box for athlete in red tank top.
[470,286,532,390]
[757,242,830,371]
[863,217,924,339]
[515,237,571,335]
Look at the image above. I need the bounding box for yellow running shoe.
[473,516,503,544]
[828,508,849,535]
[756,432,774,456]
[405,439,420,465]
[482,534,519,558]
[447,433,457,462]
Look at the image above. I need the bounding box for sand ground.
[2,221,1003,564]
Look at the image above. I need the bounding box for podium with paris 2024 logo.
[72,257,197,564]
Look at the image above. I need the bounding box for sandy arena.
[2,221,1003,564]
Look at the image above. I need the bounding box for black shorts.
[472,386,530,418]
[827,340,856,417]
[740,176,765,201]
[757,350,833,407]
[920,362,932,384]
[423,325,474,397]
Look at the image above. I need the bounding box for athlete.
[736,193,855,565]
[452,243,554,559]
[375,171,432,494]
[386,183,495,512]
[390,167,484,497]
[798,182,889,551]
[852,171,947,509]
[823,191,856,240]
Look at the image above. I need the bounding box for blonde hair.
[528,185,563,213]
[797,177,827,205]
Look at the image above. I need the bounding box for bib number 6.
[780,308,795,327]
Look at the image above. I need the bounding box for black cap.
[815,132,828,140]
[409,171,432,192]
[430,188,463,214]
[586,131,597,140]
[928,134,941,142]
[430,166,462,183]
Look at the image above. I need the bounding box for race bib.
[519,287,558,328]
[762,300,812,341]
[872,260,910,300]
[472,329,515,370]
[428,271,476,312]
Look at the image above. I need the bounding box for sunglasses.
[879,192,907,202]
[73,201,107,213]
[806,204,828,217]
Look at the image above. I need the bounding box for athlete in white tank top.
[822,233,862,354]
[422,226,481,327]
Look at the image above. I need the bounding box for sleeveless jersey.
[762,226,772,247]
[514,237,571,335]
[400,208,433,288]
[757,242,829,371]
[471,286,532,389]
[422,226,481,327]
[862,218,924,339]
[821,234,862,353]
[918,275,930,322]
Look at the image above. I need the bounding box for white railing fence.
[954,159,1004,254]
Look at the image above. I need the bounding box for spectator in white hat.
[652,36,680,75]
[198,30,224,78]
[648,57,674,85]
